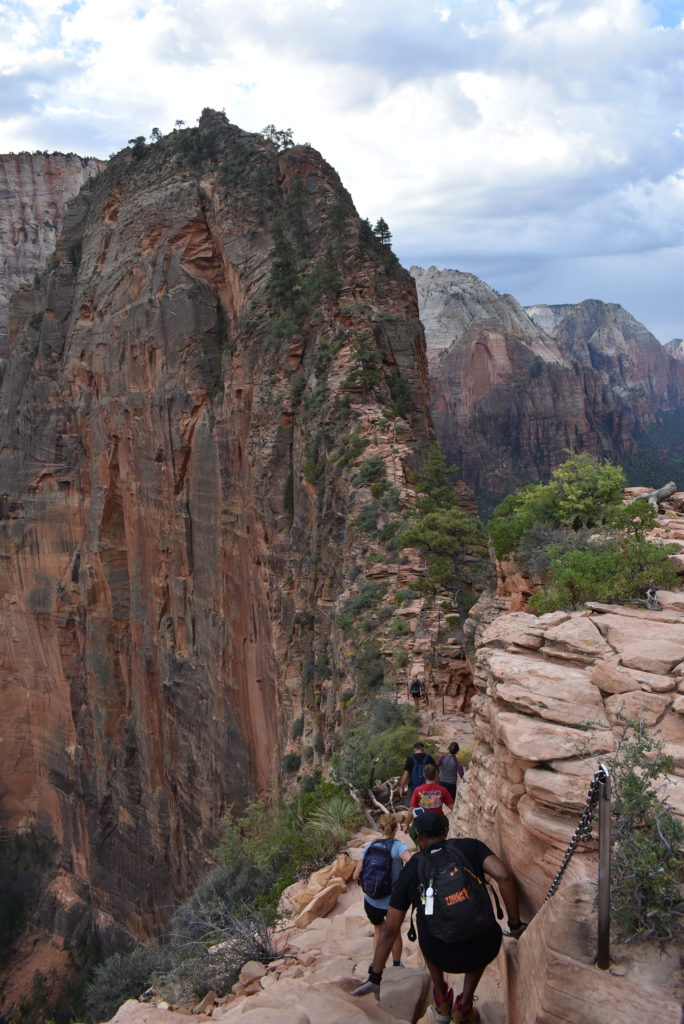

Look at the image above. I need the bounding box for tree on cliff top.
[488,452,678,611]
[489,452,626,560]
[399,444,489,621]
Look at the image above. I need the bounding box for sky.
[1,0,683,343]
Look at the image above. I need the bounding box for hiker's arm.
[399,769,409,796]
[483,854,521,924]
[372,906,405,973]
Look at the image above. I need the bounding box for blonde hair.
[378,813,398,837]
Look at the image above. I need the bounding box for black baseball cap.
[413,811,449,837]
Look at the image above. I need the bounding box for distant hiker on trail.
[399,742,436,802]
[353,811,527,1022]
[352,813,412,969]
[408,764,454,831]
[436,741,465,799]
[410,676,426,707]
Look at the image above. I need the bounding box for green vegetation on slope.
[488,453,679,611]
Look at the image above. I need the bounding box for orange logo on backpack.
[444,887,469,906]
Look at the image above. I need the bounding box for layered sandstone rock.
[454,601,684,1023]
[413,267,684,501]
[0,152,105,356]
[0,111,434,998]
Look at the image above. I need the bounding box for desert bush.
[282,752,301,773]
[163,901,282,998]
[332,698,420,792]
[84,946,164,1023]
[354,455,386,485]
[489,453,625,560]
[529,537,678,612]
[605,718,683,945]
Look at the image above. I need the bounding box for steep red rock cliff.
[0,112,433,992]
[0,152,105,356]
[414,268,684,503]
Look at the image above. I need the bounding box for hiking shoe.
[432,986,453,1024]
[452,993,480,1023]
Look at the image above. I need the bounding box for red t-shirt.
[409,782,454,816]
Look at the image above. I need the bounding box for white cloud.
[0,0,681,340]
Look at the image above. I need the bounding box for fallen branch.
[628,482,677,507]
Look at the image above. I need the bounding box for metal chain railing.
[526,763,612,968]
[536,764,608,912]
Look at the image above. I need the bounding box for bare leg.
[424,957,449,999]
[391,931,403,963]
[460,966,486,1007]
[372,923,384,963]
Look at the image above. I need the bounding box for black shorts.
[418,923,502,974]
[364,900,387,926]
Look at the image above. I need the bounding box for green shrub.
[354,455,386,485]
[291,715,304,740]
[354,503,380,534]
[84,946,164,1021]
[529,537,679,612]
[390,616,410,636]
[352,640,384,691]
[606,718,683,944]
[332,698,420,792]
[282,753,302,774]
[489,454,626,560]
[336,581,382,630]
[306,793,361,855]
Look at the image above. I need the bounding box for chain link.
[533,765,608,917]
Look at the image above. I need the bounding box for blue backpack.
[408,753,428,790]
[360,839,394,898]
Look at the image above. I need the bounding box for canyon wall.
[0,152,105,356]
[455,600,684,1023]
[414,267,684,503]
[0,112,434,995]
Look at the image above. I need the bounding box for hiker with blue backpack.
[353,811,527,1023]
[352,813,413,969]
[399,741,436,803]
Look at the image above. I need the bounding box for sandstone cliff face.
[0,112,433,983]
[0,152,105,357]
[414,267,684,502]
[414,268,626,500]
[455,600,684,1023]
[526,300,684,412]
[665,338,684,361]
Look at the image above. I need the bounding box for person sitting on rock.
[407,764,454,835]
[436,741,465,800]
[352,813,413,969]
[353,811,527,1023]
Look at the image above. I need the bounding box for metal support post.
[596,764,611,970]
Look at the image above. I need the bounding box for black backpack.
[408,753,428,790]
[359,839,394,899]
[414,841,501,943]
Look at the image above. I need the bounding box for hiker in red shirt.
[407,764,454,830]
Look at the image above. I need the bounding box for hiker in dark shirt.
[353,811,527,1023]
[398,741,436,802]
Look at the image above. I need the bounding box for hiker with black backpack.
[353,811,527,1023]
[399,741,436,803]
[352,813,412,969]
